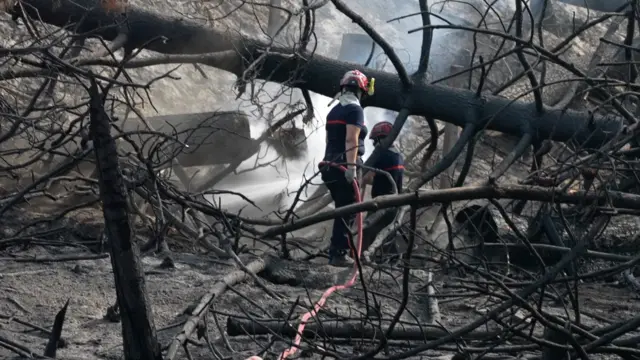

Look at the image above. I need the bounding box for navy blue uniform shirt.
[324,103,367,161]
[371,146,404,198]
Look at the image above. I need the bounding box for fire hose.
[245,161,364,360]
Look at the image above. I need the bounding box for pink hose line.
[275,161,364,360]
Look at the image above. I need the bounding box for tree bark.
[88,76,162,360]
[226,317,498,341]
[11,0,624,149]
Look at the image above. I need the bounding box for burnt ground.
[0,0,638,359]
[1,208,640,360]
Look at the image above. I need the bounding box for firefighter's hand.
[344,166,356,183]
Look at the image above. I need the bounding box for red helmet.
[340,70,369,93]
[369,121,393,139]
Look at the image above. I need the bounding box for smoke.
[207,0,625,218]
[349,1,479,146]
[208,0,506,217]
[207,85,327,217]
[553,0,629,12]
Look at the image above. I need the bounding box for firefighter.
[361,120,405,263]
[320,69,373,267]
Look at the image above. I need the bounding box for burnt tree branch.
[87,74,162,360]
[330,0,412,89]
[260,184,640,238]
[416,0,432,76]
[43,299,69,358]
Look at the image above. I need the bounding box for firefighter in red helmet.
[319,69,373,267]
[361,120,405,263]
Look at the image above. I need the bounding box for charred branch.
[418,117,440,170]
[261,184,640,238]
[165,258,268,360]
[415,0,432,77]
[409,123,477,190]
[514,0,543,113]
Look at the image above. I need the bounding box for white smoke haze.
[1,2,637,360]
[162,0,619,218]
[209,90,330,216]
[208,0,497,216]
[555,0,628,11]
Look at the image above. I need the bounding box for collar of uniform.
[338,92,360,107]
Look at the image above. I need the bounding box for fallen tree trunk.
[226,317,498,341]
[115,111,254,168]
[11,0,625,149]
[60,111,254,179]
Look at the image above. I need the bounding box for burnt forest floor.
[1,208,639,360]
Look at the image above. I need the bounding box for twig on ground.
[223,243,282,300]
[166,258,268,360]
[0,313,52,335]
[0,334,39,358]
[0,253,109,263]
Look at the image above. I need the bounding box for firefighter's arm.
[345,107,364,167]
[345,124,360,166]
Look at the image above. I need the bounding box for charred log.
[115,111,254,168]
[226,317,498,341]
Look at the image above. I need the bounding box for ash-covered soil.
[0,1,639,359]
[1,212,640,360]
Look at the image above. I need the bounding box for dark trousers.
[362,208,399,260]
[320,160,361,255]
